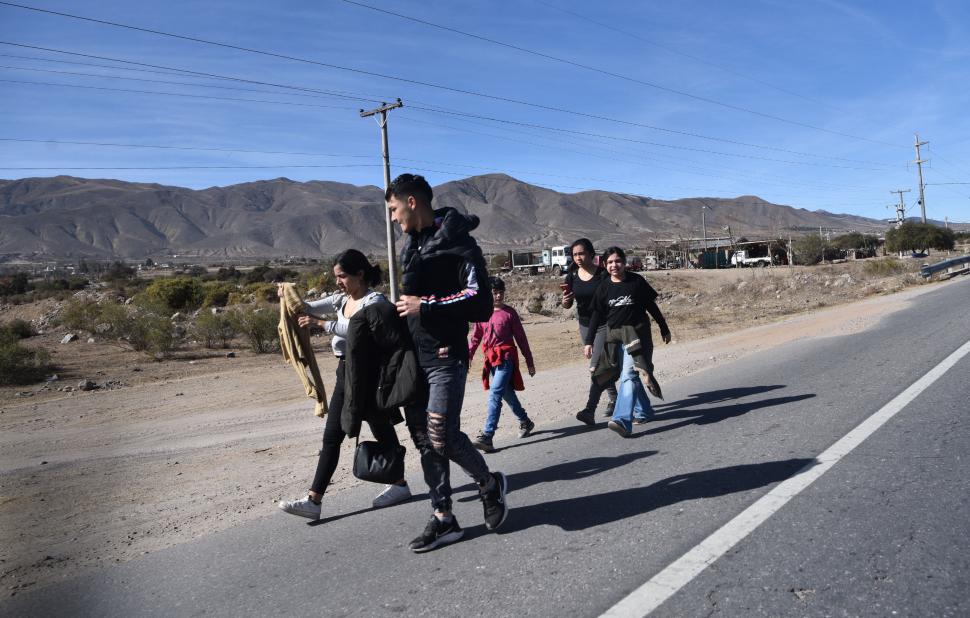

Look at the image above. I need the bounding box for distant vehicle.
[627,255,644,271]
[505,245,572,275]
[910,251,928,258]
[730,250,773,268]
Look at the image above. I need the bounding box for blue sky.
[1,0,968,223]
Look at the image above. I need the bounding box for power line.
[0,63,382,102]
[0,78,362,111]
[0,163,380,170]
[0,41,902,171]
[339,0,901,147]
[0,66,891,172]
[0,2,903,164]
[405,104,891,171]
[532,0,841,111]
[0,137,374,158]
[0,42,398,108]
[1,135,887,197]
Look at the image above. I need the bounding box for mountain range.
[0,174,903,259]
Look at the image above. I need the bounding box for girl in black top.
[584,247,671,436]
[562,238,617,425]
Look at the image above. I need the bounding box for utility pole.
[890,189,909,228]
[700,204,708,269]
[360,98,404,301]
[913,133,929,223]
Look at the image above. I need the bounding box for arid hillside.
[0,174,894,259]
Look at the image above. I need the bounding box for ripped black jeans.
[404,361,491,513]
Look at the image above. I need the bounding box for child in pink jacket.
[468,277,536,452]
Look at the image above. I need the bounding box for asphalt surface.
[3,277,968,618]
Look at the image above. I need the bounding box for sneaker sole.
[474,443,495,453]
[410,529,464,553]
[485,472,510,531]
[278,505,320,520]
[607,421,631,438]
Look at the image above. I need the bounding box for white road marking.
[601,338,970,618]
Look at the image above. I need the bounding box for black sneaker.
[575,409,595,426]
[481,471,509,531]
[473,432,495,453]
[518,418,535,438]
[408,515,464,553]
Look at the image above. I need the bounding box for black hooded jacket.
[399,207,493,366]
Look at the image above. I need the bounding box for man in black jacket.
[388,173,509,552]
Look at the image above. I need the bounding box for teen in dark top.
[387,173,509,553]
[561,238,617,425]
[584,246,671,437]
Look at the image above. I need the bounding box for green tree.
[886,222,955,253]
[792,235,828,265]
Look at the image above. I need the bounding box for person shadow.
[492,423,605,453]
[637,392,816,437]
[465,457,816,536]
[652,385,788,414]
[455,449,660,502]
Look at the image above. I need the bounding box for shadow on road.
[642,393,816,436]
[456,449,659,503]
[493,422,603,453]
[494,457,815,534]
[654,385,787,414]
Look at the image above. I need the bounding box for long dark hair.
[334,249,382,286]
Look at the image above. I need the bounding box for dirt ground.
[0,259,951,597]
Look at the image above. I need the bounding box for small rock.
[188,360,196,365]
[171,312,183,321]
[225,352,236,358]
[60,333,78,344]
[132,367,142,372]
[77,380,97,392]
[87,337,96,344]
[41,461,48,465]
[45,374,59,383]
[210,307,223,315]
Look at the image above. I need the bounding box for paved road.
[4,277,968,617]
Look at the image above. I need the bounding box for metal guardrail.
[921,254,970,278]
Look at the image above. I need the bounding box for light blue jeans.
[483,356,530,435]
[612,346,654,426]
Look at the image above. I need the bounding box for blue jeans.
[612,347,654,426]
[483,357,530,435]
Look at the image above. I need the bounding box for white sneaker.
[278,496,321,520]
[372,482,412,508]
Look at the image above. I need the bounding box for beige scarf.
[277,283,328,417]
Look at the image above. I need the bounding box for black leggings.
[310,358,402,494]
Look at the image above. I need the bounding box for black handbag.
[353,437,406,484]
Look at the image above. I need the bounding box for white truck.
[730,249,773,267]
[506,245,571,275]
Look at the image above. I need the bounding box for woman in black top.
[561,238,617,425]
[585,246,671,437]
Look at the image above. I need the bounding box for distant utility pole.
[913,132,929,224]
[360,98,404,301]
[700,205,708,249]
[890,189,910,228]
